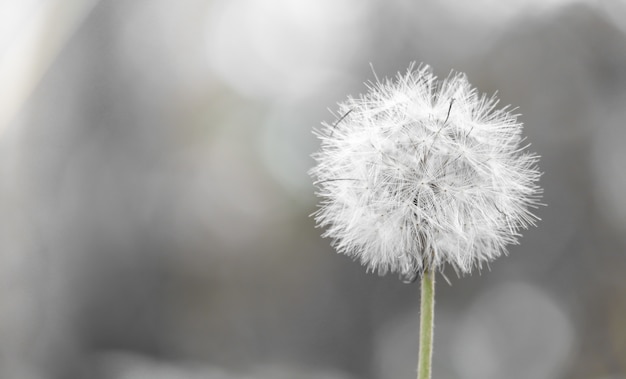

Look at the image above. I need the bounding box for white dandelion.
[310,63,542,282]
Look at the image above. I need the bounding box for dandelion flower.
[310,63,542,281]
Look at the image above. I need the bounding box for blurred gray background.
[1,1,626,378]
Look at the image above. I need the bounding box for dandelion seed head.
[310,63,542,279]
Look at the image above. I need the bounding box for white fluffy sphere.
[310,64,542,281]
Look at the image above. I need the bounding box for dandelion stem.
[417,270,435,379]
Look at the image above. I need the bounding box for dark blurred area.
[1,1,626,378]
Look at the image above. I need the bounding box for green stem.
[417,270,435,379]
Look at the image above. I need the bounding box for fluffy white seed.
[310,63,542,281]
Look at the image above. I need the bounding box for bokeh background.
[1,1,626,378]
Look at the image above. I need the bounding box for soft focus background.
[1,1,626,378]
